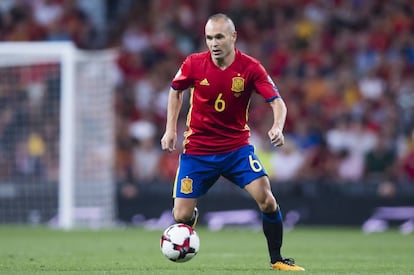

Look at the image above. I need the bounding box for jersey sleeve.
[171,56,193,91]
[253,63,281,102]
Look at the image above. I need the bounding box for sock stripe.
[262,209,282,223]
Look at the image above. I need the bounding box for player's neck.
[212,50,236,70]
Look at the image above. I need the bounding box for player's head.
[205,13,237,63]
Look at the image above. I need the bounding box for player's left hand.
[268,128,284,147]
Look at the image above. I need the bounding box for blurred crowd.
[1,0,414,191]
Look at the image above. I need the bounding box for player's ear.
[232,31,237,42]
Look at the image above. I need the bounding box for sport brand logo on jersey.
[200,78,210,86]
[180,177,193,194]
[231,76,244,96]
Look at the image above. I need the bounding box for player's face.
[205,19,236,62]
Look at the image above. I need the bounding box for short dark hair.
[207,13,236,32]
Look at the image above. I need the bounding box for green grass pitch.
[0,226,413,274]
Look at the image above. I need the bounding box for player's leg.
[173,198,199,228]
[244,176,282,260]
[222,145,304,270]
[221,145,284,265]
[244,176,304,271]
[172,153,219,228]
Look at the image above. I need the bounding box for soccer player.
[161,13,304,271]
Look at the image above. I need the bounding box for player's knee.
[173,208,193,223]
[258,195,277,213]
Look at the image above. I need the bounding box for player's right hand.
[161,132,177,152]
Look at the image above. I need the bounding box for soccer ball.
[160,223,200,262]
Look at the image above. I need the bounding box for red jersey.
[171,49,280,155]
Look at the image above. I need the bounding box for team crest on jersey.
[180,177,193,194]
[231,76,245,96]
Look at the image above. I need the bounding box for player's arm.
[161,88,184,152]
[251,62,287,147]
[161,55,193,152]
[268,97,287,147]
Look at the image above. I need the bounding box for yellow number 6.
[214,93,225,112]
[249,155,263,172]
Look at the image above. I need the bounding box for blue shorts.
[173,145,268,198]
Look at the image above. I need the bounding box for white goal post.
[0,42,117,229]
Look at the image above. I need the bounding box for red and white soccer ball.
[160,223,200,262]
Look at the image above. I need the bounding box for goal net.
[0,42,117,229]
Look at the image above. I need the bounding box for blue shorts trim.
[173,145,268,198]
